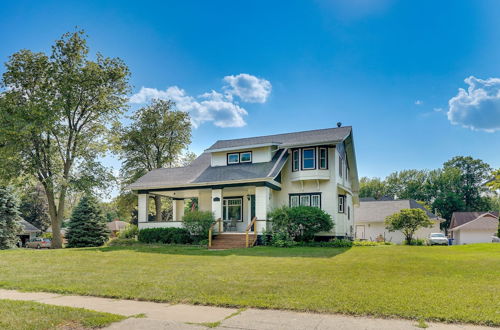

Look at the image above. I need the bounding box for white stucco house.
[449,212,499,245]
[128,126,360,247]
[354,199,444,244]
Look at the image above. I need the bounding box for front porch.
[137,185,274,235]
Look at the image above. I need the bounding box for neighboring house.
[449,212,499,245]
[106,220,128,237]
[128,126,360,243]
[354,199,444,243]
[18,220,42,246]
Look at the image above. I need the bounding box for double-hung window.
[302,148,315,170]
[319,147,327,169]
[338,195,345,213]
[292,149,300,171]
[289,193,321,208]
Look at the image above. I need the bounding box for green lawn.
[0,244,499,326]
[0,299,124,330]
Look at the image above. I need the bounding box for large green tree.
[115,99,191,222]
[443,156,492,210]
[0,186,23,249]
[0,31,130,248]
[66,195,110,248]
[487,169,500,191]
[359,177,387,200]
[385,169,430,202]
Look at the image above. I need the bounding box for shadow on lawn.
[88,245,351,259]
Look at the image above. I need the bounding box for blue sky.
[1,0,500,184]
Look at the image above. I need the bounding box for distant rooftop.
[355,199,439,222]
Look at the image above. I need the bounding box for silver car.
[428,233,448,246]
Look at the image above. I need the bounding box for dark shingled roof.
[128,149,288,190]
[206,126,352,151]
[450,211,499,229]
[20,219,41,233]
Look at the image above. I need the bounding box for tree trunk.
[45,188,63,249]
[155,195,162,222]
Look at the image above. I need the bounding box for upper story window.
[240,152,252,163]
[291,147,329,171]
[292,149,300,171]
[319,148,327,169]
[302,148,316,170]
[227,151,252,165]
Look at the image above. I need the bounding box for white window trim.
[319,147,327,169]
[338,195,345,213]
[227,153,240,164]
[292,149,300,171]
[302,148,316,170]
[240,152,252,163]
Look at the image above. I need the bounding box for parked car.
[25,238,51,249]
[492,236,500,243]
[428,233,449,246]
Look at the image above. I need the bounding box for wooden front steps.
[209,233,256,250]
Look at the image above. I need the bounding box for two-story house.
[128,126,359,245]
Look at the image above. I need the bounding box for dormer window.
[227,153,239,164]
[240,152,252,163]
[227,151,252,165]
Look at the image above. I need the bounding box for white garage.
[449,212,499,245]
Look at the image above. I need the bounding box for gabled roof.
[206,126,352,151]
[19,219,41,233]
[354,199,440,223]
[128,126,358,192]
[128,149,288,190]
[449,212,499,230]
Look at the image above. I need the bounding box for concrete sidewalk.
[0,289,492,330]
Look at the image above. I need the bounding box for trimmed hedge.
[138,228,192,244]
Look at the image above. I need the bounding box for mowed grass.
[0,244,499,326]
[0,299,124,329]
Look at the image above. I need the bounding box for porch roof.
[127,149,288,191]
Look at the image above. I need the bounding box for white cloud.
[447,76,500,132]
[223,74,272,103]
[415,100,423,105]
[129,74,271,128]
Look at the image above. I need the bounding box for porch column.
[138,193,149,223]
[211,189,223,222]
[172,199,185,221]
[255,186,271,233]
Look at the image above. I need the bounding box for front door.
[355,225,365,239]
[223,197,243,231]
